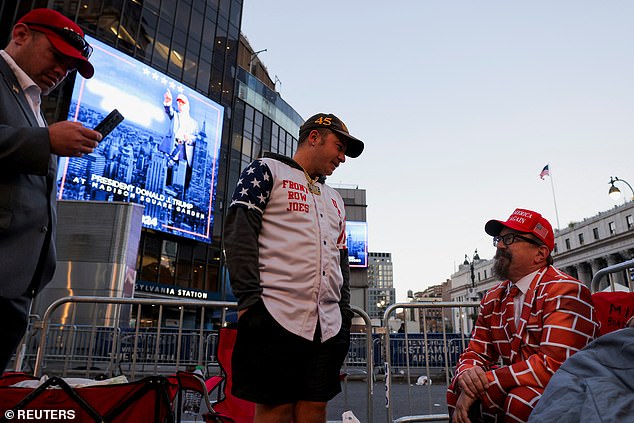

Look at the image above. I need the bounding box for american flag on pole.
[539,164,550,180]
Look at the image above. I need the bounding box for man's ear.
[534,245,548,265]
[11,24,31,45]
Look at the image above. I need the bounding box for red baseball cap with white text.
[485,208,555,252]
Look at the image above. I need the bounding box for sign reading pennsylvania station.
[135,281,209,299]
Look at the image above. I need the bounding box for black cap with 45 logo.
[300,113,364,158]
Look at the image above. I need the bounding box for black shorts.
[231,300,350,405]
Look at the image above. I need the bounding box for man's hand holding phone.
[49,109,124,157]
[94,109,124,140]
[48,121,101,157]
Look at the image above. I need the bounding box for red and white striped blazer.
[452,265,599,406]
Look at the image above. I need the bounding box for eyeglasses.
[493,233,542,247]
[24,22,93,59]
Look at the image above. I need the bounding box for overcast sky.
[241,1,634,300]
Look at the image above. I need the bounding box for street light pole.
[469,258,475,289]
[608,176,634,202]
[463,249,481,332]
[463,249,481,291]
[248,49,267,74]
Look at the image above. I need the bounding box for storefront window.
[140,236,161,282]
[159,240,178,284]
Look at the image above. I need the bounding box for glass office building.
[1,0,302,326]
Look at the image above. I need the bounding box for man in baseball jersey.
[223,113,364,423]
[447,208,599,423]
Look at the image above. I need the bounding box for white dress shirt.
[0,50,45,127]
[512,269,539,326]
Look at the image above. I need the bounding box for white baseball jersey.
[225,153,349,342]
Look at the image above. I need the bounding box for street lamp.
[376,298,387,309]
[463,249,481,332]
[608,176,634,202]
[463,249,481,290]
[375,290,395,325]
[248,48,267,74]
[376,295,388,317]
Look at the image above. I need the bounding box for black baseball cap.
[300,113,364,158]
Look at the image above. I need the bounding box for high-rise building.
[367,252,395,320]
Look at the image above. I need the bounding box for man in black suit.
[0,8,102,373]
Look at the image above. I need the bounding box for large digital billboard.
[346,221,368,268]
[57,36,224,242]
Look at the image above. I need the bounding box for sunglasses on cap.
[24,22,93,59]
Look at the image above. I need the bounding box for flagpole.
[548,166,561,230]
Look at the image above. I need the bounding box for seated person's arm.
[453,305,498,398]
[485,280,598,394]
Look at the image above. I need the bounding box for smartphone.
[94,109,124,140]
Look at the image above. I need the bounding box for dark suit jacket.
[0,54,57,299]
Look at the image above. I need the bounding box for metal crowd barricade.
[382,301,479,423]
[15,297,376,421]
[30,296,236,378]
[347,305,374,423]
[590,258,634,293]
[16,297,479,423]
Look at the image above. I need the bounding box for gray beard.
[492,254,511,280]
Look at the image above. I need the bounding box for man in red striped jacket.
[447,208,599,423]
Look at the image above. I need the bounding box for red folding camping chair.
[591,290,634,336]
[209,327,255,423]
[0,373,175,422]
[168,371,232,423]
[0,371,233,423]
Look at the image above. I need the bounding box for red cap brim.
[45,31,94,79]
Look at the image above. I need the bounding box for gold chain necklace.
[301,167,321,195]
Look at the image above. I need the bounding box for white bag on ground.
[342,410,361,423]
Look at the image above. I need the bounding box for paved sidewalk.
[327,379,448,423]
